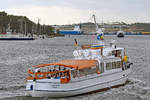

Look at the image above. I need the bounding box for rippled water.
[0,35,150,100]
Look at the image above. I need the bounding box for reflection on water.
[0,35,150,100]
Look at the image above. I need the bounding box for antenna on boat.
[92,14,99,32]
[37,18,41,36]
[92,14,104,56]
[25,20,27,36]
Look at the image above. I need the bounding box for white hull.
[26,68,131,97]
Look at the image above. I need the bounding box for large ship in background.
[59,25,83,35]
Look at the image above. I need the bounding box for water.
[0,35,150,100]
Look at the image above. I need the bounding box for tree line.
[0,11,54,35]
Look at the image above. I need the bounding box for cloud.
[1,0,150,24]
[5,6,93,25]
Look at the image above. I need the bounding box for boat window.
[89,67,97,74]
[79,68,91,76]
[100,63,104,73]
[111,61,122,69]
[116,50,121,57]
[79,69,86,77]
[78,67,96,77]
[106,62,112,70]
[112,51,116,56]
[112,62,116,69]
[116,61,122,68]
[96,64,100,73]
[71,70,78,78]
[107,52,112,56]
[112,50,121,57]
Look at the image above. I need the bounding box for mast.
[92,14,99,32]
[37,18,41,35]
[92,14,104,56]
[18,17,24,35]
[25,20,27,36]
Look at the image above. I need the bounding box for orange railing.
[27,69,71,84]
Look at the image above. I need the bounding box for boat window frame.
[70,69,78,78]
[106,62,112,70]
[99,62,104,73]
[112,62,116,69]
[112,50,122,57]
[116,61,122,68]
[105,59,122,71]
[73,65,100,78]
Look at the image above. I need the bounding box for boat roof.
[103,57,121,62]
[104,47,124,51]
[32,59,97,69]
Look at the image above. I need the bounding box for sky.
[0,0,150,25]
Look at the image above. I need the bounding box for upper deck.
[73,45,124,60]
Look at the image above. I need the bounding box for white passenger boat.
[26,15,133,97]
[0,32,35,40]
[26,39,132,97]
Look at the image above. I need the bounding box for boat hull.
[0,38,35,40]
[26,68,131,97]
[117,33,124,37]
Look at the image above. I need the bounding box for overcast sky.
[0,0,150,25]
